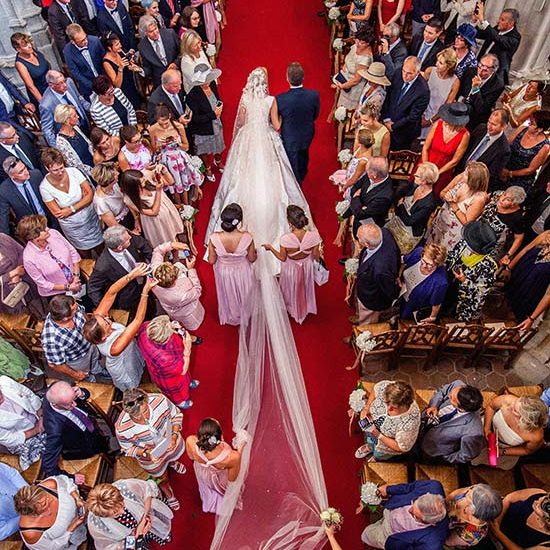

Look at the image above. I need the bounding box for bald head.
[357,223,382,249]
[47,381,80,410]
[161,69,182,94]
[366,156,389,183]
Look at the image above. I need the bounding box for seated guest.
[0,375,45,470]
[18,214,82,298]
[356,102,390,158]
[86,480,173,548]
[375,22,408,81]
[0,70,36,132]
[409,17,445,71]
[459,54,505,131]
[399,244,448,322]
[88,225,153,315]
[97,0,136,53]
[382,56,430,151]
[148,68,191,126]
[446,484,502,547]
[90,126,121,163]
[490,489,550,549]
[355,380,421,461]
[444,220,498,322]
[0,463,27,541]
[39,70,91,148]
[452,23,478,78]
[356,62,390,113]
[142,0,166,29]
[422,102,470,197]
[355,223,400,324]
[151,240,205,330]
[361,480,448,548]
[179,6,202,37]
[54,104,94,178]
[63,24,104,101]
[502,80,543,131]
[420,380,484,463]
[14,474,87,549]
[0,122,42,180]
[456,108,511,192]
[473,394,547,470]
[90,75,137,137]
[41,295,107,382]
[42,381,110,476]
[180,29,213,93]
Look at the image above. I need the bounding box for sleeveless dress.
[421,71,458,139]
[329,146,368,190]
[104,58,141,109]
[507,84,542,130]
[193,442,232,514]
[16,50,51,108]
[279,230,322,324]
[158,139,204,194]
[507,128,550,192]
[121,143,152,171]
[336,45,372,110]
[210,232,255,326]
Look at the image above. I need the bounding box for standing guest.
[179,6,202,38]
[151,240,206,330]
[0,463,27,541]
[502,80,544,130]
[411,2,442,40]
[440,0,476,46]
[190,0,220,48]
[0,70,37,133]
[39,148,103,256]
[115,388,187,509]
[264,205,322,324]
[502,111,550,193]
[375,22,408,80]
[158,0,184,31]
[422,102,470,198]
[356,62,390,113]
[180,30,212,93]
[409,17,445,71]
[47,0,95,57]
[147,68,192,126]
[18,215,81,298]
[63,24,104,101]
[355,102,390,157]
[420,380,485,464]
[427,161,488,251]
[186,418,247,514]
[90,126,121,163]
[452,23,478,78]
[0,123,42,180]
[97,0,136,52]
[14,475,87,550]
[347,0,374,35]
[54,104,94,178]
[277,62,321,185]
[378,0,406,35]
[118,125,153,172]
[355,223,400,324]
[40,70,91,147]
[141,0,166,29]
[420,48,460,139]
[207,203,256,326]
[381,56,431,151]
[89,75,137,137]
[86,480,173,549]
[11,33,51,108]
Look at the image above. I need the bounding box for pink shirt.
[390,505,429,534]
[22,229,81,296]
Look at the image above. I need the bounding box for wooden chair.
[0,312,34,331]
[481,391,497,409]
[414,389,435,411]
[78,381,117,420]
[17,110,42,137]
[113,456,148,482]
[0,454,42,483]
[440,324,491,368]
[352,323,407,372]
[79,258,96,283]
[521,464,550,491]
[362,462,408,486]
[388,150,420,182]
[415,464,460,495]
[469,465,517,496]
[399,323,447,370]
[110,309,130,326]
[477,327,538,369]
[59,454,110,491]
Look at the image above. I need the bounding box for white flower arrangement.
[328,7,341,20]
[355,331,377,353]
[335,199,350,222]
[324,0,336,7]
[349,388,366,413]
[344,258,359,276]
[180,204,198,221]
[205,43,217,57]
[333,38,344,51]
[190,155,204,171]
[361,482,382,509]
[337,148,352,164]
[215,9,222,22]
[320,507,343,531]
[334,106,347,122]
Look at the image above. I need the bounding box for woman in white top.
[180,29,212,93]
[501,80,543,131]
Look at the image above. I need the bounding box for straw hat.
[357,62,391,87]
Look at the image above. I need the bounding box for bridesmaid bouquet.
[328,7,341,20]
[324,0,336,7]
[334,106,347,122]
[349,387,366,413]
[205,44,217,57]
[179,204,198,222]
[332,38,344,51]
[335,199,350,221]
[190,156,206,174]
[343,257,358,277]
[320,507,343,531]
[360,482,382,511]
[355,331,377,353]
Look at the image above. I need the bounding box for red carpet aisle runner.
[167,1,361,548]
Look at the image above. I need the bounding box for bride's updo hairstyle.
[242,67,268,99]
[287,205,309,230]
[220,203,243,232]
[197,417,223,452]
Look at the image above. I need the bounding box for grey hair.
[470,484,503,521]
[504,186,526,205]
[2,155,20,175]
[482,54,499,72]
[103,224,128,250]
[0,122,14,138]
[368,156,389,180]
[138,14,157,37]
[46,70,64,85]
[386,22,401,38]
[404,55,422,72]
[503,8,519,24]
[357,223,382,247]
[146,315,174,344]
[415,493,447,524]
[161,69,181,86]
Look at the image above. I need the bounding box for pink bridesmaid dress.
[193,441,231,513]
[279,230,322,324]
[211,232,255,325]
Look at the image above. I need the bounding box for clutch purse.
[332,72,350,92]
[0,277,30,308]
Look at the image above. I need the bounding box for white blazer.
[440,0,477,30]
[0,375,41,451]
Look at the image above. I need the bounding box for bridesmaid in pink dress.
[185,418,246,514]
[207,203,257,325]
[263,205,323,324]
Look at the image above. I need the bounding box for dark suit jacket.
[0,133,41,180]
[97,3,136,52]
[138,29,180,88]
[477,25,521,84]
[63,36,105,100]
[356,227,400,311]
[276,88,320,152]
[48,0,95,56]
[0,71,30,126]
[158,0,188,29]
[0,170,59,235]
[459,69,505,131]
[186,82,220,136]
[456,123,510,191]
[394,183,437,236]
[385,481,450,550]
[409,36,445,71]
[376,39,408,80]
[382,74,430,150]
[88,234,153,312]
[148,84,187,124]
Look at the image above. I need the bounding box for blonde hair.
[90,161,118,188]
[86,484,124,517]
[14,486,48,516]
[423,243,447,266]
[465,161,489,193]
[180,29,201,57]
[146,315,174,344]
[54,103,76,125]
[154,263,179,288]
[384,381,414,408]
[416,161,440,185]
[517,396,548,432]
[360,101,381,120]
[437,48,458,74]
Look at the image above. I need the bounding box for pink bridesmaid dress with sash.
[193,441,231,513]
[279,230,322,324]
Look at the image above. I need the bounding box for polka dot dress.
[114,508,170,546]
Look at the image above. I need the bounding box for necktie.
[418,41,430,62]
[153,40,167,65]
[398,82,410,102]
[172,93,184,115]
[71,407,95,432]
[167,0,175,13]
[14,144,33,169]
[468,134,491,161]
[65,3,76,22]
[80,48,98,76]
[22,182,38,214]
[439,408,459,423]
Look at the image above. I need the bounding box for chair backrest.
[388,150,420,181]
[79,258,96,283]
[405,323,446,348]
[485,327,538,350]
[370,330,407,353]
[443,324,490,349]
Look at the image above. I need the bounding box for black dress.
[104,58,141,109]
[61,131,94,167]
[16,50,51,108]
[500,493,550,547]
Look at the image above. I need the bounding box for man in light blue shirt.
[0,462,27,540]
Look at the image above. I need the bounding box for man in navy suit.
[382,56,430,150]
[64,24,105,101]
[0,123,42,180]
[276,62,320,184]
[48,0,96,58]
[0,71,36,139]
[409,17,445,71]
[97,0,136,52]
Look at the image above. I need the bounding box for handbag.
[0,276,30,309]
[313,258,330,286]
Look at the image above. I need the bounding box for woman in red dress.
[378,0,406,34]
[422,102,470,198]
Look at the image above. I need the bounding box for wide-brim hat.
[438,102,470,126]
[189,63,222,89]
[456,23,478,48]
[357,62,391,87]
[462,220,498,255]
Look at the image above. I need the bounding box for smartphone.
[358,417,372,431]
[216,100,223,108]
[165,135,175,143]
[125,536,136,550]
[143,264,154,275]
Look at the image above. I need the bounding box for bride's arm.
[270,100,282,132]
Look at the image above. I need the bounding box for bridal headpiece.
[242,67,269,100]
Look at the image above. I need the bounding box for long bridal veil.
[208,69,329,549]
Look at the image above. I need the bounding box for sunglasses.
[123,394,146,409]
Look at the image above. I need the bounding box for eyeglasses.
[478,63,495,71]
[6,158,20,173]
[123,394,146,409]
[420,258,436,269]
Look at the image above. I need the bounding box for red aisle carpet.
[168,1,362,547]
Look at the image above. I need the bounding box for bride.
[205,67,313,274]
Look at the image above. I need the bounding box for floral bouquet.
[355,330,377,353]
[334,106,347,122]
[327,6,341,20]
[344,258,359,277]
[360,482,382,512]
[324,0,336,7]
[349,387,366,413]
[190,155,206,174]
[215,9,222,22]
[335,199,350,222]
[179,204,198,222]
[337,147,352,166]
[332,38,344,51]
[320,507,343,531]
[205,43,217,58]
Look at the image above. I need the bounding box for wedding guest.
[147,68,191,126]
[190,0,220,48]
[179,6,202,37]
[0,123,42,180]
[409,17,444,71]
[141,0,166,29]
[115,388,187,509]
[347,0,373,34]
[97,0,136,53]
[185,418,247,514]
[207,203,256,326]
[0,70,36,132]
[452,23,477,78]
[501,80,543,130]
[357,62,390,112]
[356,102,390,157]
[378,0,406,35]
[91,126,121,163]
[264,205,322,324]
[0,463,27,540]
[180,30,212,93]
[47,0,95,56]
[118,125,153,172]
[376,22,408,80]
[440,1,476,46]
[86,479,173,549]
